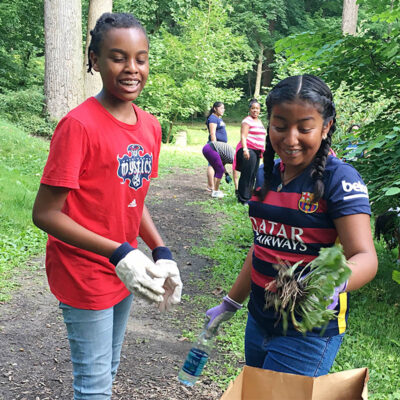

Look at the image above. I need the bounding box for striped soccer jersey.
[247,156,371,337]
[242,116,266,152]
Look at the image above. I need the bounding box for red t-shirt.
[41,97,161,310]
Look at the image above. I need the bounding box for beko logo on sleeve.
[341,179,369,200]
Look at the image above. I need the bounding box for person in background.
[233,99,267,204]
[202,140,235,198]
[205,74,377,377]
[32,13,182,399]
[205,102,228,192]
[375,207,400,266]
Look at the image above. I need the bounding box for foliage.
[135,0,253,141]
[0,0,44,92]
[264,245,351,334]
[274,0,400,215]
[0,87,57,137]
[114,0,203,34]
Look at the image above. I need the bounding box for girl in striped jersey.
[234,99,267,204]
[206,75,377,377]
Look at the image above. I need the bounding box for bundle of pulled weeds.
[264,245,351,334]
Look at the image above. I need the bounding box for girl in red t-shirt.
[33,13,182,398]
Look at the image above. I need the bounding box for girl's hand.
[152,246,183,312]
[205,295,243,331]
[153,259,183,312]
[243,148,250,160]
[110,243,165,302]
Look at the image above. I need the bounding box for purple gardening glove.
[205,295,243,331]
[327,280,348,310]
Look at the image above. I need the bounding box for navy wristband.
[109,242,135,266]
[152,246,173,262]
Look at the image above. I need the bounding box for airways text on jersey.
[251,217,307,252]
[117,144,153,190]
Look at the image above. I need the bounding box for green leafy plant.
[264,245,351,334]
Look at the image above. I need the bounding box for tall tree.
[342,0,359,34]
[83,0,113,99]
[230,0,286,98]
[44,0,83,120]
[136,0,252,142]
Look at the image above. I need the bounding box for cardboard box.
[220,366,369,400]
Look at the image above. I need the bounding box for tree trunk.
[44,0,83,120]
[342,0,359,35]
[253,42,264,99]
[84,0,113,99]
[262,47,274,89]
[247,72,253,97]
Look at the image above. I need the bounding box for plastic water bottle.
[178,327,215,386]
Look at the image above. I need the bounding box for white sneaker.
[211,190,224,199]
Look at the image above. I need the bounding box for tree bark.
[84,0,113,99]
[262,47,274,89]
[253,42,264,99]
[44,0,83,120]
[342,0,359,35]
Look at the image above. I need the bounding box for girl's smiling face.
[269,100,332,175]
[249,102,261,119]
[91,27,149,104]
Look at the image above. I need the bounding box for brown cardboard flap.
[312,368,369,400]
[220,366,369,400]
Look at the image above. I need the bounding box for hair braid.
[310,97,337,202]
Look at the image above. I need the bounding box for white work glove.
[110,242,165,303]
[152,247,183,312]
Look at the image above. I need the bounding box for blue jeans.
[245,312,344,377]
[60,294,134,399]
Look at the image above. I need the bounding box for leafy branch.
[264,245,351,334]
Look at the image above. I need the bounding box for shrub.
[0,87,56,137]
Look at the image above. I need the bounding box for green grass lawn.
[0,119,48,299]
[175,121,241,147]
[1,119,399,397]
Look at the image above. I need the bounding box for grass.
[174,121,241,147]
[0,118,48,300]
[1,119,399,397]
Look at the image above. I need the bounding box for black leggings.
[236,148,261,203]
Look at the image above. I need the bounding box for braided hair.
[87,12,148,74]
[257,74,336,202]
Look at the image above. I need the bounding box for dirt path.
[0,168,228,400]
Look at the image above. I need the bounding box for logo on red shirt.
[117,144,153,190]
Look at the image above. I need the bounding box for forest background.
[0,0,399,213]
[0,0,399,397]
